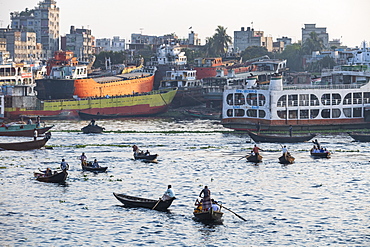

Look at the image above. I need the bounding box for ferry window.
[246,93,257,106]
[300,110,309,119]
[259,110,266,118]
[344,93,352,105]
[247,109,257,117]
[235,109,245,116]
[353,107,362,117]
[343,108,352,117]
[288,94,298,107]
[310,94,319,106]
[332,109,341,118]
[234,93,245,105]
[289,110,298,119]
[332,94,341,105]
[364,92,370,103]
[321,109,330,118]
[258,94,266,106]
[299,94,309,106]
[277,110,287,119]
[226,94,233,105]
[277,95,286,107]
[310,109,319,118]
[353,93,362,104]
[227,109,233,117]
[321,94,331,105]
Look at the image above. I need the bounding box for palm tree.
[213,26,232,57]
[302,32,324,55]
[204,37,215,56]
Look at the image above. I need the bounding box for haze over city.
[0,0,369,47]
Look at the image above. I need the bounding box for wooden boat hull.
[113,193,175,211]
[0,124,54,137]
[82,165,108,172]
[134,154,158,161]
[0,134,51,151]
[34,170,68,183]
[193,210,223,222]
[348,132,370,142]
[246,154,262,163]
[310,151,331,158]
[279,155,295,164]
[81,125,105,134]
[248,131,316,143]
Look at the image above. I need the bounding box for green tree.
[302,32,324,55]
[240,46,270,61]
[212,26,232,57]
[277,43,304,72]
[204,37,215,56]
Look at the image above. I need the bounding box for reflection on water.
[0,118,369,246]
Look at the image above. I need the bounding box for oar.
[217,203,247,221]
[238,155,248,160]
[152,198,161,210]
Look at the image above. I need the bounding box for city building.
[233,27,273,52]
[61,26,94,63]
[301,24,329,48]
[95,36,126,52]
[10,0,60,58]
[276,36,292,48]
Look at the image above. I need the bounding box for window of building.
[259,94,266,106]
[310,109,319,118]
[321,109,330,118]
[234,93,245,105]
[344,93,352,105]
[259,110,266,118]
[235,109,245,116]
[277,95,286,107]
[321,94,331,105]
[353,107,362,117]
[246,109,257,117]
[343,108,352,117]
[288,94,298,106]
[353,92,362,104]
[246,93,257,106]
[332,94,341,105]
[300,109,309,119]
[277,110,287,119]
[226,94,233,105]
[332,109,341,118]
[299,94,309,106]
[289,110,298,119]
[310,94,319,106]
[364,92,370,103]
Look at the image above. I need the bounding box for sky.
[0,0,369,48]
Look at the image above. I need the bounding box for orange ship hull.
[74,74,154,98]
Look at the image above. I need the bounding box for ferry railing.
[283,83,365,90]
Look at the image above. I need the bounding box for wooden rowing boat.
[279,154,295,164]
[246,154,263,163]
[34,170,68,183]
[247,131,316,143]
[0,132,51,151]
[310,150,331,158]
[193,209,223,222]
[134,153,158,161]
[347,132,370,142]
[113,193,175,210]
[82,164,108,172]
[0,124,54,137]
[81,124,105,134]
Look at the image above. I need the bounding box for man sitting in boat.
[44,168,52,177]
[162,185,175,201]
[80,153,87,166]
[211,199,220,211]
[194,198,203,213]
[89,119,96,126]
[92,159,100,168]
[145,150,150,156]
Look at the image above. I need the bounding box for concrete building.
[276,36,292,47]
[10,0,59,58]
[96,36,126,52]
[62,26,94,63]
[301,24,329,48]
[233,27,273,52]
[0,29,43,63]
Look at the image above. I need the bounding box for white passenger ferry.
[221,73,370,131]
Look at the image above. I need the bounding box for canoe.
[82,164,108,172]
[134,153,158,161]
[347,132,370,142]
[113,193,175,211]
[34,170,68,183]
[183,110,221,120]
[310,150,331,158]
[246,154,262,163]
[279,154,295,164]
[81,124,105,134]
[247,131,316,143]
[193,209,224,222]
[0,124,54,137]
[0,132,51,151]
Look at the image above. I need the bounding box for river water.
[0,118,369,246]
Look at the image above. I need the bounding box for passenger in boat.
[45,168,52,177]
[89,119,95,126]
[199,186,212,210]
[253,145,261,156]
[145,150,150,156]
[211,199,220,211]
[60,159,69,171]
[92,159,99,168]
[132,145,139,154]
[194,199,203,213]
[27,119,32,125]
[33,129,38,141]
[80,153,87,166]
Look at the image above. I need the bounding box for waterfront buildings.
[302,24,329,48]
[61,26,95,63]
[96,36,126,52]
[233,27,273,52]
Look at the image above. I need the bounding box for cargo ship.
[35,51,154,100]
[5,88,177,120]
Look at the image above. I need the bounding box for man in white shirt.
[282,146,288,156]
[60,159,69,171]
[162,185,175,201]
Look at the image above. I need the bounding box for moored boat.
[34,169,67,183]
[347,132,370,142]
[0,123,54,137]
[0,132,51,151]
[113,193,175,210]
[247,131,316,143]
